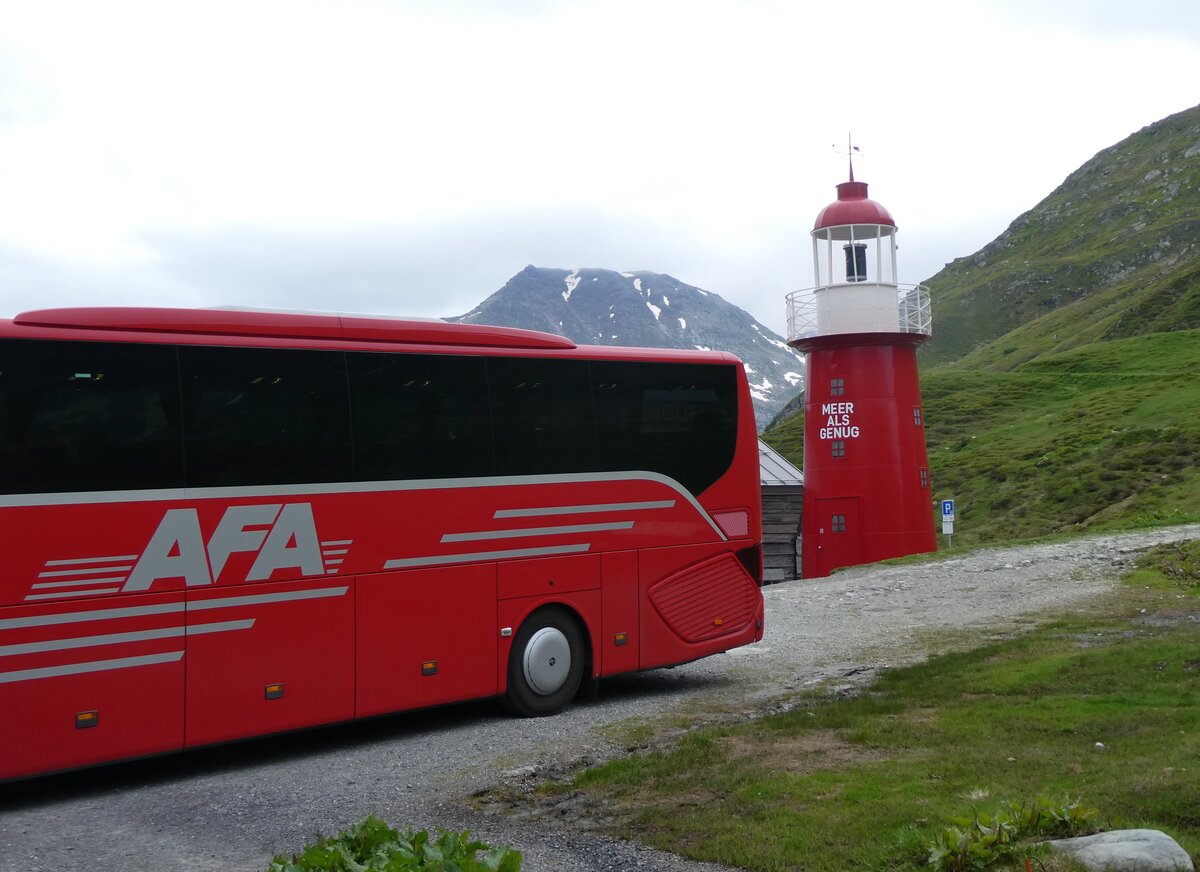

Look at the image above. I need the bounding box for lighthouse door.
[815,497,863,576]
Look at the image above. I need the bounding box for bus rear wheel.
[504,606,584,717]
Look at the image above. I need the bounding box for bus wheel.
[504,606,585,717]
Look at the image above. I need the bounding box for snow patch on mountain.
[785,371,803,386]
[563,270,581,302]
[678,317,686,329]
[752,322,804,359]
[647,302,661,320]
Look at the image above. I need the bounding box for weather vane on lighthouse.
[785,149,937,578]
[832,134,861,182]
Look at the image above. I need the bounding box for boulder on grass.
[1045,829,1194,872]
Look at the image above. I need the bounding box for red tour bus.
[0,307,764,781]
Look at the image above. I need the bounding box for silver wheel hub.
[523,627,571,695]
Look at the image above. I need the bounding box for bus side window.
[488,357,596,477]
[348,351,492,482]
[0,339,183,494]
[591,361,737,496]
[179,346,351,487]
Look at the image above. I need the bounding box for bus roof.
[4,306,743,365]
[10,306,578,351]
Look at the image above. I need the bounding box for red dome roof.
[813,180,895,231]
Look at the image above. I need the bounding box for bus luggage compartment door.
[356,563,496,716]
[0,590,185,781]
[184,578,354,748]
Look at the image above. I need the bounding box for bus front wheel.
[504,606,585,717]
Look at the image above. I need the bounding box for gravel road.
[2,524,1197,872]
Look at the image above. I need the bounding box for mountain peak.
[451,266,804,429]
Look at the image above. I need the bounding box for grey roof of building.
[758,439,804,486]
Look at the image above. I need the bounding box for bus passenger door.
[0,591,185,781]
[185,578,354,748]
[356,563,496,716]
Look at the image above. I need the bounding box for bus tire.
[504,606,585,717]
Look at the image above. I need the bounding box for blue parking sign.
[942,499,955,517]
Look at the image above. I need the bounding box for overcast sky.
[2,0,1198,337]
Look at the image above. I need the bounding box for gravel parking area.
[2,524,1197,872]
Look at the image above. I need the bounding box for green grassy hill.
[922,103,1200,368]
[765,330,1200,546]
[764,105,1200,547]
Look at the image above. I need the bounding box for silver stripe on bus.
[25,587,122,602]
[494,499,676,518]
[322,548,349,555]
[38,565,134,578]
[43,554,140,566]
[384,543,590,569]
[0,602,186,631]
[32,577,128,590]
[0,620,254,657]
[0,472,724,540]
[441,521,633,543]
[321,539,354,546]
[187,586,349,612]
[0,586,348,631]
[187,619,256,636]
[0,651,184,685]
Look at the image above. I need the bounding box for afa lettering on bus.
[124,503,329,591]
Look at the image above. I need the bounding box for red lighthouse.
[787,163,936,578]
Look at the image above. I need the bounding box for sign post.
[941,499,955,548]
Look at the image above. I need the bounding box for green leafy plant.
[268,816,521,872]
[926,810,1018,871]
[1006,796,1101,839]
[926,797,1101,871]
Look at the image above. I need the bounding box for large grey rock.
[1046,829,1194,872]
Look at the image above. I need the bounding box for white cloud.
[0,0,1197,333]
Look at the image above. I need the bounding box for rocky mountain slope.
[922,103,1200,368]
[451,265,805,428]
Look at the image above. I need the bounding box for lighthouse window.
[913,406,923,426]
[830,378,844,397]
[844,243,867,282]
[831,514,846,533]
[919,468,929,488]
[831,440,845,458]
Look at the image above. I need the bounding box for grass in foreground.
[555,545,1200,870]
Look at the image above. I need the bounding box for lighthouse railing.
[786,283,931,343]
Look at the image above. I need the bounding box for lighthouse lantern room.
[786,161,936,578]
